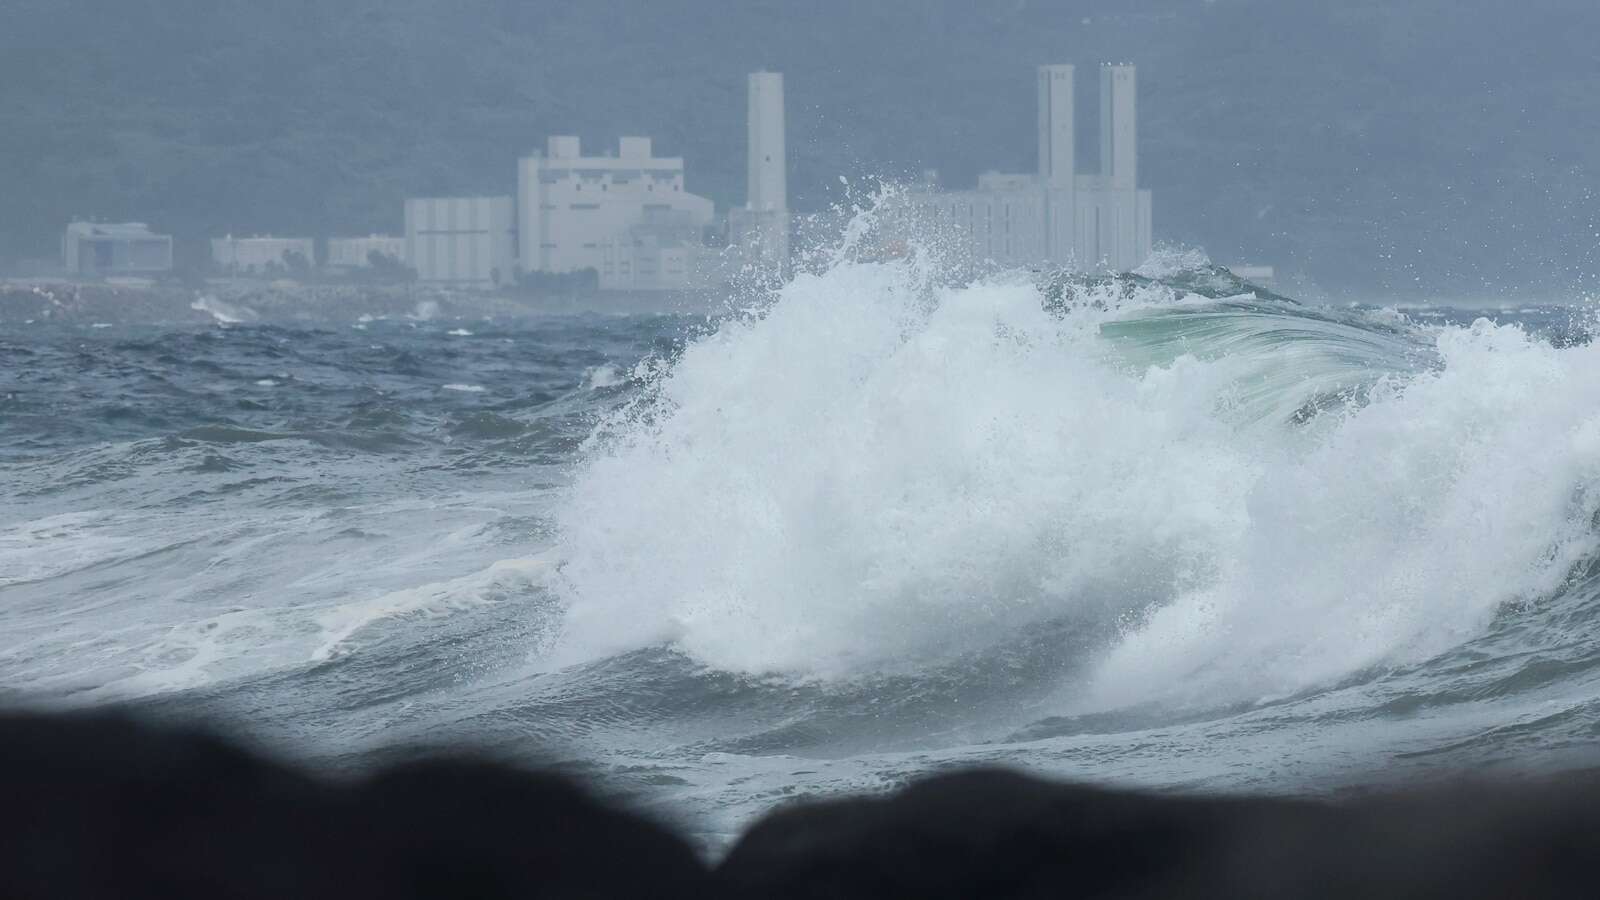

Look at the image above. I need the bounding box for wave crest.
[550,253,1600,713]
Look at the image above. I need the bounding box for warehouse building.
[516,136,715,291]
[404,196,516,289]
[326,235,406,270]
[211,236,316,274]
[62,221,173,278]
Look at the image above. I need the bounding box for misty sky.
[4,0,1599,299]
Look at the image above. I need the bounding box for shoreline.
[0,280,736,326]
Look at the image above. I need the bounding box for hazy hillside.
[4,0,1599,297]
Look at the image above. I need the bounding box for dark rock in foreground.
[3,710,1597,899]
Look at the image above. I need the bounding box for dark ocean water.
[5,264,1600,844]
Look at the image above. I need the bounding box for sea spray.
[12,268,1600,835]
[552,253,1282,677]
[1091,317,1600,708]
[552,247,1600,717]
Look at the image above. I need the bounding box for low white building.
[212,236,316,274]
[597,221,714,292]
[517,136,714,290]
[404,196,515,289]
[327,235,406,269]
[906,172,1049,267]
[62,221,173,278]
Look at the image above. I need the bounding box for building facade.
[404,196,516,289]
[517,136,714,290]
[327,235,406,269]
[595,222,712,292]
[62,222,173,278]
[211,236,316,274]
[902,63,1153,273]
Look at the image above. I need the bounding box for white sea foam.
[1090,317,1600,707]
[443,383,486,393]
[551,248,1600,710]
[552,258,1246,675]
[585,365,623,389]
[190,295,258,324]
[1134,246,1212,280]
[0,511,149,587]
[311,556,552,662]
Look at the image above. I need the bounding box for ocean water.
[5,251,1600,846]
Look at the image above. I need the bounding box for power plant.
[903,64,1153,273]
[58,65,1156,288]
[403,71,787,291]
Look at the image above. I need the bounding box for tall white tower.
[744,70,789,270]
[1091,64,1147,271]
[1038,64,1077,264]
[748,71,787,213]
[1037,64,1074,187]
[1100,64,1137,190]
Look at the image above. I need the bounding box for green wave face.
[1045,266,1439,428]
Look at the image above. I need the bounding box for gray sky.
[4,0,1598,298]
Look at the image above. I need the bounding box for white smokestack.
[1100,65,1137,189]
[747,71,787,213]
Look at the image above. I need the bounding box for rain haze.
[3,0,1599,299]
[8,2,1600,895]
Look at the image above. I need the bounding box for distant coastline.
[0,281,731,326]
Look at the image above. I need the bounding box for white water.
[551,256,1600,712]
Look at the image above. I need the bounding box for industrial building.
[211,236,316,274]
[404,196,516,289]
[727,70,790,274]
[62,221,172,278]
[902,64,1153,273]
[397,70,788,292]
[594,222,708,291]
[326,235,406,270]
[516,136,715,291]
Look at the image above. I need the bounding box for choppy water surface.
[5,259,1600,844]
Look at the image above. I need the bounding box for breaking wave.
[550,250,1600,717]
